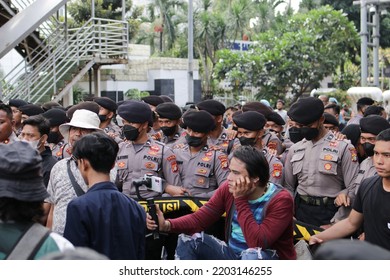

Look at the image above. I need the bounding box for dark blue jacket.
[64,181,146,259]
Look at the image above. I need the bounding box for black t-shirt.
[353,175,390,250]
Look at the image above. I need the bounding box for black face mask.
[363,142,375,157]
[239,136,257,147]
[289,127,304,143]
[122,125,140,141]
[160,126,177,137]
[185,134,204,147]
[300,127,319,141]
[98,114,108,122]
[47,131,62,144]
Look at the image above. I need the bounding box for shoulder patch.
[349,147,358,162]
[272,163,283,179]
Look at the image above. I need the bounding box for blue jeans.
[175,232,278,260]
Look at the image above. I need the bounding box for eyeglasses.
[71,155,79,167]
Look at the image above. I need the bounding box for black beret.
[94,97,118,112]
[67,101,100,120]
[183,110,215,133]
[287,97,324,125]
[357,97,375,106]
[118,100,152,123]
[42,108,70,127]
[267,111,285,125]
[141,95,165,107]
[19,104,44,116]
[242,101,272,118]
[156,103,182,120]
[233,111,266,131]
[323,112,339,127]
[360,115,390,135]
[363,105,384,117]
[41,101,62,111]
[8,99,28,108]
[160,95,174,103]
[341,124,361,147]
[196,99,226,116]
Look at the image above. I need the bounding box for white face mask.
[20,138,41,150]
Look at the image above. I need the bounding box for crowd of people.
[0,93,390,260]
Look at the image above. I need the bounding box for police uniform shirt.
[262,131,283,155]
[284,131,359,198]
[207,127,240,155]
[104,121,122,137]
[265,151,284,186]
[2,132,19,144]
[172,144,230,198]
[116,138,181,199]
[52,141,71,160]
[352,157,377,197]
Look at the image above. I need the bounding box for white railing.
[2,17,128,104]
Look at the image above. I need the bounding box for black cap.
[288,97,324,125]
[0,141,48,202]
[118,100,152,123]
[19,104,44,116]
[357,97,375,106]
[341,124,361,147]
[360,115,390,135]
[323,112,339,127]
[183,110,215,133]
[66,101,100,120]
[42,108,70,127]
[141,95,165,107]
[8,99,28,108]
[363,105,384,117]
[267,111,285,125]
[242,101,273,118]
[94,97,118,112]
[156,103,182,120]
[233,111,266,131]
[196,99,226,116]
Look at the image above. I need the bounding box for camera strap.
[67,159,85,197]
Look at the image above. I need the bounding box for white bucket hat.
[59,109,102,140]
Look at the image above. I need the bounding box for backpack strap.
[7,223,50,260]
[67,159,85,197]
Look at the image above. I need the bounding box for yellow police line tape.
[137,197,323,242]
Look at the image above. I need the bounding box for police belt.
[298,194,334,206]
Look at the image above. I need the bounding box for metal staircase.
[1,1,128,104]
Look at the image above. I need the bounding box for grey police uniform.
[262,131,283,155]
[52,141,71,160]
[207,128,240,155]
[172,144,229,198]
[284,132,359,225]
[116,138,181,199]
[265,150,284,186]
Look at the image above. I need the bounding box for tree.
[214,6,360,104]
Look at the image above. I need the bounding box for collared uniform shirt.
[284,131,359,198]
[2,132,18,144]
[116,138,181,199]
[207,128,240,155]
[172,144,230,198]
[262,131,283,155]
[265,150,284,186]
[52,141,71,160]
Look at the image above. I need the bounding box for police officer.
[141,95,165,136]
[172,110,230,198]
[93,97,121,140]
[242,101,284,155]
[42,108,69,158]
[115,100,183,199]
[233,111,284,185]
[196,99,240,155]
[154,102,185,148]
[323,112,340,134]
[284,97,359,227]
[333,115,390,222]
